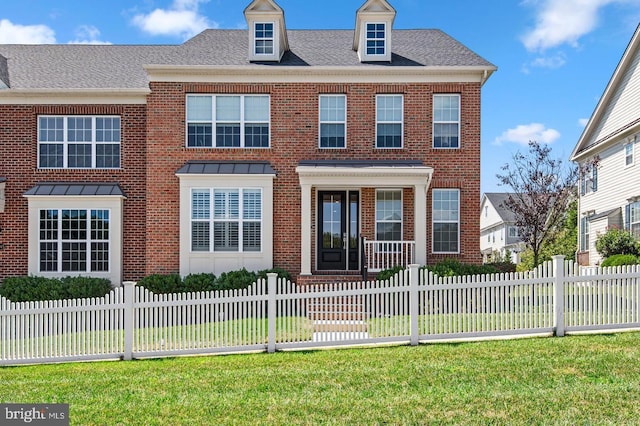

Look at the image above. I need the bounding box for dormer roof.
[353,0,396,62]
[244,0,289,62]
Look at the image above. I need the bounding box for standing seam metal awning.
[23,183,127,197]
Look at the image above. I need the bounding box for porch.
[296,160,433,278]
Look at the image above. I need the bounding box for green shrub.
[0,276,112,302]
[183,273,217,292]
[375,265,405,281]
[137,274,183,294]
[216,268,257,290]
[595,228,640,258]
[425,259,499,277]
[601,254,639,268]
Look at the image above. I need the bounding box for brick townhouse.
[0,0,496,285]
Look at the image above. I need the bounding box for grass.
[1,332,640,425]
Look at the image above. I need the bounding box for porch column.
[300,183,312,275]
[414,183,428,265]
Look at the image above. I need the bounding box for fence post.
[409,264,420,346]
[267,273,277,353]
[552,256,566,337]
[123,281,136,361]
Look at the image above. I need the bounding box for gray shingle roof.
[0,29,494,90]
[24,183,126,197]
[484,193,517,223]
[176,161,276,175]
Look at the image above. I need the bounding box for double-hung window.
[366,23,386,56]
[625,140,635,166]
[580,163,598,195]
[319,95,346,148]
[254,23,274,55]
[433,94,460,148]
[376,190,402,241]
[376,95,403,148]
[186,95,270,148]
[39,209,110,273]
[191,188,262,253]
[38,116,121,168]
[433,189,460,253]
[580,216,590,252]
[626,201,640,238]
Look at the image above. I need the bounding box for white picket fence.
[1,256,640,366]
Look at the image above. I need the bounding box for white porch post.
[300,183,312,275]
[414,183,428,265]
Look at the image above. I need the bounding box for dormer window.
[244,0,289,62]
[353,0,396,63]
[255,23,274,55]
[366,23,386,56]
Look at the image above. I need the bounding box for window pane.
[39,144,64,168]
[245,96,269,121]
[67,143,92,168]
[96,117,121,142]
[96,144,120,168]
[40,242,58,272]
[376,223,401,241]
[433,223,459,253]
[216,124,241,147]
[433,190,460,253]
[91,242,109,272]
[244,124,269,148]
[320,124,345,148]
[39,117,64,142]
[188,124,213,147]
[214,222,239,251]
[377,95,402,121]
[376,190,402,241]
[91,210,109,240]
[191,222,210,252]
[40,210,58,240]
[62,242,87,272]
[434,123,459,148]
[320,96,345,121]
[61,210,87,240]
[243,222,261,252]
[216,96,241,121]
[67,117,92,142]
[377,124,402,148]
[243,190,262,220]
[192,190,210,220]
[187,96,213,121]
[214,190,239,219]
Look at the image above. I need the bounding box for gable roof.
[0,29,495,93]
[571,24,640,161]
[482,193,517,223]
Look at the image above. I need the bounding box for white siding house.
[571,25,640,266]
[480,193,524,264]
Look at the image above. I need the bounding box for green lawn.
[1,332,640,425]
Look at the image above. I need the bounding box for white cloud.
[522,0,617,51]
[578,118,590,127]
[0,19,55,44]
[494,123,561,146]
[68,25,112,45]
[131,0,216,39]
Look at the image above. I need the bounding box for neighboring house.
[0,0,495,285]
[480,193,524,264]
[571,24,640,266]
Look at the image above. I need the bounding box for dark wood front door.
[317,191,359,271]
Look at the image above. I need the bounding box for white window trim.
[375,189,403,242]
[376,94,404,149]
[254,22,275,56]
[432,188,461,254]
[178,174,274,277]
[186,95,271,149]
[318,94,347,149]
[26,196,124,284]
[190,188,263,253]
[624,140,635,168]
[365,22,387,57]
[433,94,461,150]
[37,115,121,169]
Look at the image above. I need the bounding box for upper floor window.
[186,95,270,148]
[433,189,460,253]
[433,94,460,149]
[376,95,403,149]
[366,23,386,56]
[254,23,274,55]
[625,140,635,167]
[319,95,346,148]
[38,116,121,169]
[580,163,598,195]
[508,226,520,239]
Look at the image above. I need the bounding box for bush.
[601,254,639,268]
[137,274,183,294]
[425,259,499,277]
[183,273,217,292]
[375,265,405,281]
[0,276,112,302]
[216,268,257,290]
[595,228,640,258]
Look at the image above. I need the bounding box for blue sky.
[2,0,640,194]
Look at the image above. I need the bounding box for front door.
[317,191,359,271]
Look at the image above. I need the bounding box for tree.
[496,141,579,267]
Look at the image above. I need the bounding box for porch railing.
[363,239,415,273]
